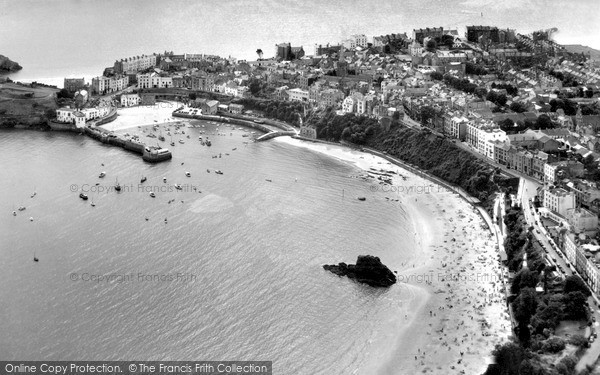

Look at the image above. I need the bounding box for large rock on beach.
[323,255,396,287]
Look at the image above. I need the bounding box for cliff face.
[0,55,22,72]
[366,127,516,205]
[324,255,397,287]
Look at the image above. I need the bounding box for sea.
[1,0,599,87]
[0,123,422,373]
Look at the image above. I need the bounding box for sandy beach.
[99,102,183,132]
[277,137,512,374]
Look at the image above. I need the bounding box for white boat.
[174,184,182,190]
[99,171,106,178]
[185,172,191,177]
[149,192,156,198]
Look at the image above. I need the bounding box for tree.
[430,71,443,81]
[425,39,437,52]
[474,87,488,99]
[562,291,588,320]
[56,88,71,99]
[188,92,197,101]
[513,287,538,324]
[420,106,437,125]
[541,336,566,353]
[341,127,351,139]
[486,91,498,104]
[496,94,508,107]
[509,102,527,113]
[256,49,263,60]
[564,275,591,296]
[490,342,525,375]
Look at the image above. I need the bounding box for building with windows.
[114,54,159,74]
[543,187,576,217]
[121,94,140,107]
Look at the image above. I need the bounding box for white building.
[137,73,172,89]
[342,96,355,113]
[566,208,599,236]
[478,127,507,159]
[121,94,141,107]
[287,88,309,102]
[56,108,76,123]
[91,75,129,94]
[543,187,576,217]
[350,34,368,48]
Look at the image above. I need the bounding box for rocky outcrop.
[323,255,396,287]
[0,55,22,72]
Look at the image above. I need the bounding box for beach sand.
[100,102,183,132]
[278,137,512,374]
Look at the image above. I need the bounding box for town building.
[114,54,159,74]
[543,187,576,217]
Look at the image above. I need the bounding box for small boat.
[99,171,106,178]
[185,172,191,177]
[91,200,96,207]
[18,206,26,211]
[179,140,185,144]
[206,140,212,146]
[140,177,147,183]
[163,177,167,183]
[215,170,223,175]
[149,192,156,198]
[29,217,34,221]
[114,178,121,192]
[12,211,17,216]
[358,197,366,201]
[265,179,272,182]
[33,255,39,262]
[206,169,210,173]
[79,193,88,200]
[232,148,237,151]
[158,135,165,142]
[170,141,175,146]
[174,184,182,190]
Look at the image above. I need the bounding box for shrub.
[540,336,566,353]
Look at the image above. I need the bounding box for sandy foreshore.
[277,137,512,374]
[99,101,183,132]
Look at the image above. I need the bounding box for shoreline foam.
[276,136,511,374]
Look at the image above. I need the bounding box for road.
[518,177,600,371]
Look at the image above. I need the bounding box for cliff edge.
[0,55,22,72]
[323,255,397,287]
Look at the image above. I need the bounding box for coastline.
[276,136,511,374]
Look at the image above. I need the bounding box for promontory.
[0,55,22,72]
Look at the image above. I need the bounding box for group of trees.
[485,205,592,374]
[235,98,303,126]
[466,61,489,76]
[308,108,379,144]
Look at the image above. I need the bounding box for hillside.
[562,44,600,61]
[366,126,517,206]
[0,82,58,128]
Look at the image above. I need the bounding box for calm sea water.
[0,122,421,373]
[1,0,599,87]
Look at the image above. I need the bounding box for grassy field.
[0,82,59,126]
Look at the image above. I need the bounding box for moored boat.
[79,193,88,200]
